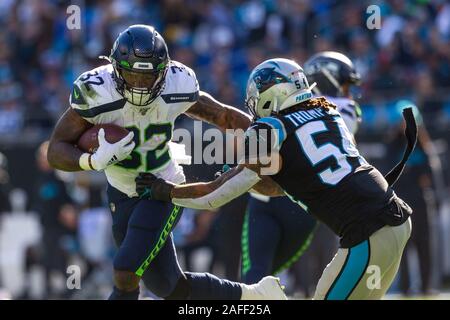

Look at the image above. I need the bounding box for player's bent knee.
[164,276,191,300]
[141,270,187,299]
[113,270,140,291]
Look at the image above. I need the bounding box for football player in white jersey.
[303,51,362,135]
[47,25,286,300]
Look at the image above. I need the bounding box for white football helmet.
[245,58,316,119]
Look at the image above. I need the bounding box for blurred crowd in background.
[0,0,449,299]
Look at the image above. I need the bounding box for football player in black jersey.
[137,58,414,300]
[240,51,365,288]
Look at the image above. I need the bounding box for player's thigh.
[241,198,281,283]
[140,233,184,298]
[271,197,317,274]
[314,218,411,300]
[313,247,349,300]
[315,240,397,300]
[113,199,183,275]
[367,253,402,300]
[315,238,386,300]
[318,219,411,300]
[107,185,139,246]
[349,218,412,300]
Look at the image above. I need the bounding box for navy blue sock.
[185,272,242,300]
[108,286,140,300]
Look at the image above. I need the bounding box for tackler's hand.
[214,164,231,179]
[135,172,174,202]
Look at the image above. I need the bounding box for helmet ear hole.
[262,101,271,110]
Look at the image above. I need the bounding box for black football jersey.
[245,106,408,247]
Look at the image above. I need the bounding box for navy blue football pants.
[241,196,318,284]
[107,185,241,299]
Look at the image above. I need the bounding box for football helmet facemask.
[106,24,170,107]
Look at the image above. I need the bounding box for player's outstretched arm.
[251,175,285,197]
[136,164,259,210]
[136,156,284,210]
[185,91,252,132]
[48,108,93,171]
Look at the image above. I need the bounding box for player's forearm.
[172,168,239,199]
[47,141,84,172]
[47,108,93,172]
[217,103,252,131]
[170,166,260,210]
[186,91,252,132]
[251,176,285,197]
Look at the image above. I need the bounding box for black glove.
[135,172,174,202]
[214,164,232,179]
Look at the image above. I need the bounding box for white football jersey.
[324,96,361,135]
[70,60,199,197]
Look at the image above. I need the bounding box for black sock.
[185,272,242,300]
[108,286,140,300]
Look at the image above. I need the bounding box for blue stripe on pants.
[325,240,370,300]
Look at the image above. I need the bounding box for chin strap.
[384,107,418,187]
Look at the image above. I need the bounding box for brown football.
[77,124,130,153]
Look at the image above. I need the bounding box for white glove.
[90,128,135,171]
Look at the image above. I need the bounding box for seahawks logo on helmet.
[304,51,361,97]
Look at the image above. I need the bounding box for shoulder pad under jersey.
[160,60,199,105]
[70,64,125,122]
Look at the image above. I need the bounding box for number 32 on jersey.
[116,123,172,172]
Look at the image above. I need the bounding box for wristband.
[79,153,95,171]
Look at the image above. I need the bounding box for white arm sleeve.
[172,168,261,210]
